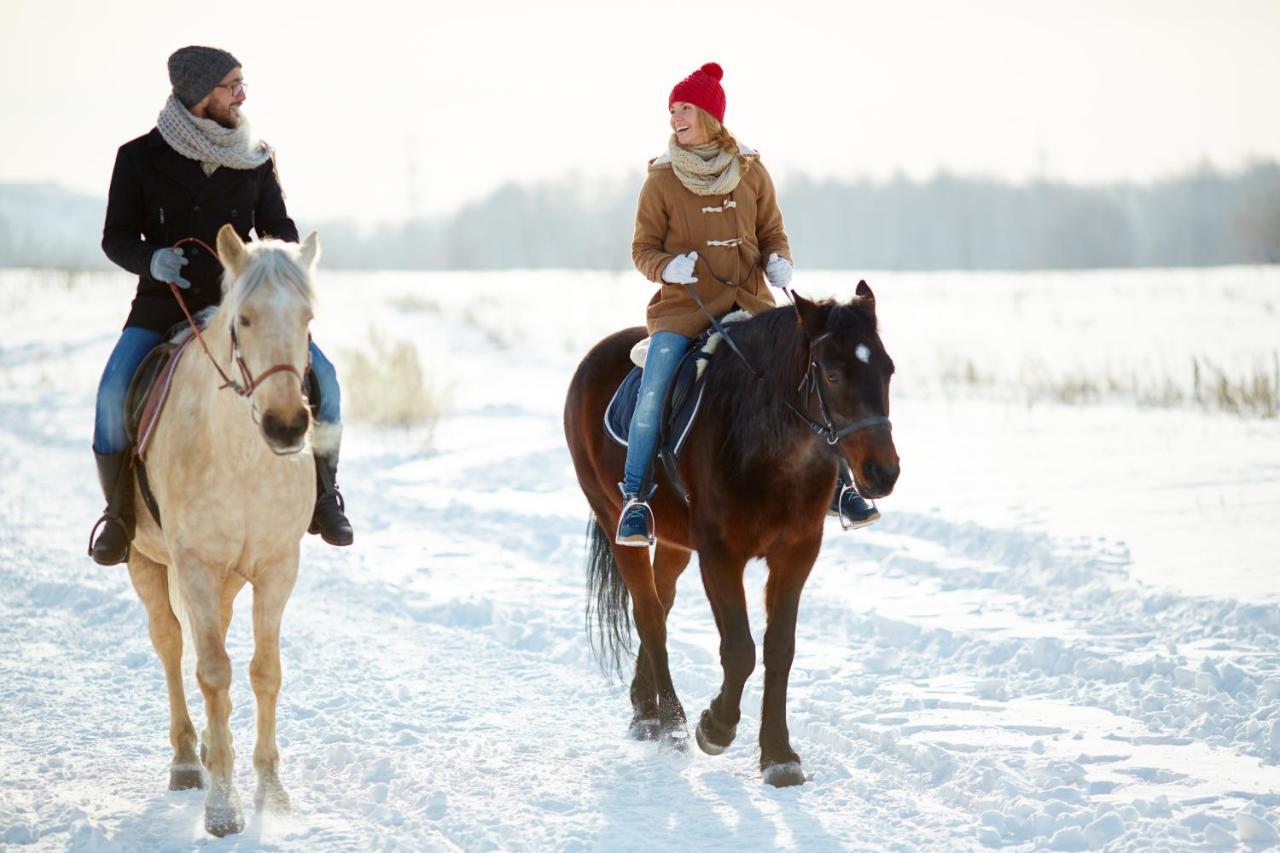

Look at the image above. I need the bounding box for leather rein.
[168,237,309,400]
[685,254,892,446]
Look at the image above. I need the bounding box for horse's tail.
[585,515,632,681]
[165,563,193,658]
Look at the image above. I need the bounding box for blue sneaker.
[616,495,655,547]
[828,481,880,530]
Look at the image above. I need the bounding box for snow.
[1,266,1278,850]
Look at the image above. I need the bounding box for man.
[90,45,352,565]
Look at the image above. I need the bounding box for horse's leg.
[175,558,244,836]
[249,559,298,815]
[758,536,821,787]
[628,543,691,740]
[199,573,245,768]
[614,544,688,748]
[694,545,754,757]
[126,552,202,790]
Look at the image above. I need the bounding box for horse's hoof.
[255,780,292,815]
[168,764,204,791]
[660,726,690,752]
[695,709,735,756]
[628,716,661,741]
[762,760,806,788]
[205,803,245,837]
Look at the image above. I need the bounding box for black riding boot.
[310,453,353,546]
[89,451,135,565]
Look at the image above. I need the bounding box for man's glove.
[765,253,793,289]
[150,247,190,289]
[661,251,699,285]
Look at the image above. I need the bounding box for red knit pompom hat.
[669,62,726,123]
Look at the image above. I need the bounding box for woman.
[618,62,878,545]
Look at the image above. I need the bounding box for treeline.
[4,161,1278,270]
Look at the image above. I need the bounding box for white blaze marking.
[855,344,871,364]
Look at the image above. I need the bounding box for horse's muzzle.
[261,408,310,455]
[857,456,900,500]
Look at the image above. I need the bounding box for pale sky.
[2,0,1278,224]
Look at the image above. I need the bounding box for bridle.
[168,236,310,409]
[784,331,893,446]
[681,257,892,446]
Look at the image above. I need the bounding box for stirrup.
[87,513,131,564]
[616,496,656,547]
[834,482,880,531]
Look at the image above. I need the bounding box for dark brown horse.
[564,282,900,787]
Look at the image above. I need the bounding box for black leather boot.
[309,453,353,546]
[89,451,135,565]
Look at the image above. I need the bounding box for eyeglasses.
[215,80,247,96]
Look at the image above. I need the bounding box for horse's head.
[216,224,318,455]
[793,282,900,499]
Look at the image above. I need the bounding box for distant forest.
[4,161,1278,271]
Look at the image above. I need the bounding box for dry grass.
[937,351,1279,418]
[340,331,448,433]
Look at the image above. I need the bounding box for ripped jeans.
[622,330,691,496]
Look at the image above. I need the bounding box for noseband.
[785,333,892,445]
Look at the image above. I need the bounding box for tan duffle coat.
[632,148,793,338]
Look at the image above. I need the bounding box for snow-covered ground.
[1,266,1278,851]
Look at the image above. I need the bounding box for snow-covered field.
[1,266,1278,851]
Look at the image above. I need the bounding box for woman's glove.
[765,253,793,289]
[661,251,699,285]
[150,247,191,289]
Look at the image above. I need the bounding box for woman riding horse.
[618,61,879,546]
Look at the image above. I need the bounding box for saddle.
[603,311,750,500]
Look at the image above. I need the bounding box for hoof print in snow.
[168,764,204,791]
[628,717,660,741]
[695,710,735,755]
[763,761,805,788]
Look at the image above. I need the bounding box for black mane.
[701,299,879,470]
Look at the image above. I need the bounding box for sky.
[2,0,1278,224]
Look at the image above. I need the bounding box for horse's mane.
[703,298,878,470]
[220,242,315,318]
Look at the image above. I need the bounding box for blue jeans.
[622,331,691,495]
[93,327,342,455]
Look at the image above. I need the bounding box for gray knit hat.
[167,46,241,108]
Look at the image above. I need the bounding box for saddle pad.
[604,351,708,457]
[126,335,194,462]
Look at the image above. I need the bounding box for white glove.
[661,251,699,285]
[765,253,793,289]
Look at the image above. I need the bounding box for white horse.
[127,223,319,836]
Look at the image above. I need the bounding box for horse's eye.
[238,314,251,327]
[824,369,841,385]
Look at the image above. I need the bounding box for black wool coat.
[101,128,299,333]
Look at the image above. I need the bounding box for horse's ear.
[299,230,321,270]
[793,292,827,339]
[216,224,248,276]
[853,279,876,317]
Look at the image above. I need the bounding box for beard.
[206,101,242,130]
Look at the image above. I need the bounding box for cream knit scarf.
[667,137,742,196]
[156,95,272,174]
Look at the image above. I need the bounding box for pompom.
[700,62,723,81]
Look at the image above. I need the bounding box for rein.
[168,237,308,400]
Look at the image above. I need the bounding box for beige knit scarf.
[667,137,742,196]
[156,95,272,174]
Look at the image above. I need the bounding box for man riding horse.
[90,45,353,565]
